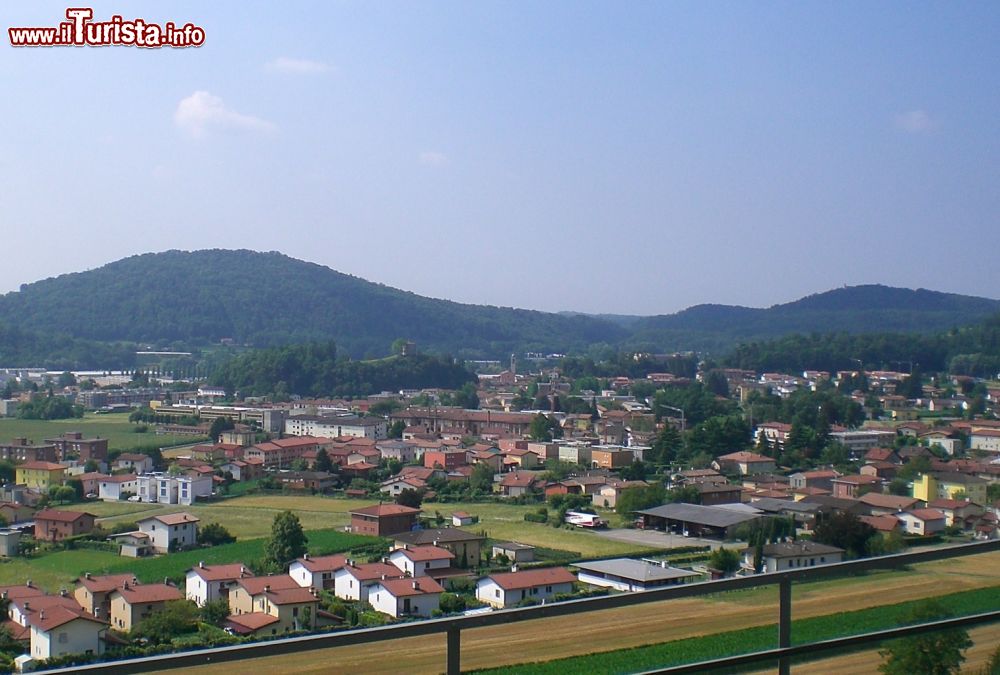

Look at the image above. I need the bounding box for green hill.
[0,250,626,358]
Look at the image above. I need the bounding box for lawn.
[0,528,379,591]
[203,495,647,558]
[0,412,205,452]
[55,501,161,518]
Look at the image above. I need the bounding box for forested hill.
[625,285,1000,353]
[0,250,626,358]
[1,250,998,361]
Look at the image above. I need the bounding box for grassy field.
[0,412,204,452]
[0,528,378,591]
[191,495,645,558]
[159,551,1000,675]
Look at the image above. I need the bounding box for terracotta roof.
[858,493,918,510]
[717,452,773,463]
[860,514,901,532]
[349,504,421,517]
[927,499,974,510]
[75,573,137,593]
[904,508,946,521]
[112,583,183,605]
[141,512,200,526]
[187,562,251,582]
[374,577,444,597]
[116,453,150,462]
[832,475,881,485]
[394,528,485,546]
[224,612,280,633]
[264,587,318,605]
[392,545,455,562]
[295,554,348,574]
[486,567,576,591]
[18,461,65,471]
[236,575,298,596]
[342,562,404,582]
[27,604,105,632]
[0,584,46,602]
[35,509,93,523]
[99,474,137,484]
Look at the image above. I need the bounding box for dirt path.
[153,552,1000,674]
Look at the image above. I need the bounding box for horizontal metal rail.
[45,539,1000,674]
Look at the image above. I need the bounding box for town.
[0,352,997,671]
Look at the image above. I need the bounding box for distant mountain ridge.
[0,250,997,360]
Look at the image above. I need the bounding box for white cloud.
[894,110,935,134]
[265,57,330,74]
[419,151,449,167]
[174,91,274,139]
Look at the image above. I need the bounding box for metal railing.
[50,539,1000,675]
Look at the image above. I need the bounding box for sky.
[1,1,999,315]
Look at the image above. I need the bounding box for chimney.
[381,574,387,581]
[59,589,68,597]
[85,572,92,580]
[240,566,247,576]
[264,585,271,593]
[26,579,32,587]
[511,564,518,573]
[412,581,419,590]
[23,602,29,611]
[38,610,44,621]
[303,553,310,561]
[199,561,205,568]
[123,581,129,590]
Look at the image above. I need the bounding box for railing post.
[447,626,461,675]
[778,575,792,675]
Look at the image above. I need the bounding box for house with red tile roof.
[185,561,252,607]
[476,567,576,608]
[713,452,776,476]
[830,474,881,499]
[333,562,405,602]
[388,545,455,578]
[26,602,106,662]
[73,573,137,620]
[897,509,947,536]
[109,581,183,631]
[228,575,298,615]
[859,514,902,533]
[369,577,444,618]
[289,554,347,591]
[34,510,96,542]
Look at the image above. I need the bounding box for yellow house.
[15,462,65,490]
[912,473,988,505]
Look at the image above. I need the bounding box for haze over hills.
[0,249,998,361]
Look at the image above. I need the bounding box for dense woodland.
[2,250,1000,363]
[208,342,476,398]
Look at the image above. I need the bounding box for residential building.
[897,509,947,536]
[589,446,635,470]
[289,554,347,591]
[912,472,988,505]
[44,433,108,462]
[491,542,536,563]
[574,559,698,592]
[712,452,776,476]
[73,573,137,620]
[0,502,34,524]
[349,504,421,537]
[228,575,298,615]
[858,493,920,515]
[388,545,455,578]
[244,436,325,470]
[788,470,840,492]
[113,453,154,474]
[830,475,881,499]
[285,414,387,440]
[108,582,183,632]
[742,542,844,573]
[16,462,66,491]
[0,439,57,463]
[828,430,896,457]
[185,562,252,607]
[333,562,404,602]
[34,510,95,542]
[226,585,320,635]
[97,474,138,501]
[0,529,19,557]
[393,528,485,568]
[369,577,444,618]
[136,512,200,554]
[424,449,468,471]
[27,604,106,662]
[136,472,213,505]
[476,567,576,609]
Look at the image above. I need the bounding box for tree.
[388,420,406,439]
[616,484,666,515]
[878,599,971,674]
[209,416,235,441]
[263,511,308,570]
[199,598,231,627]
[198,522,236,546]
[396,488,423,508]
[469,462,495,494]
[708,547,740,576]
[314,447,333,473]
[529,413,560,441]
[814,511,877,559]
[131,600,199,643]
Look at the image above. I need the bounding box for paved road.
[591,527,731,550]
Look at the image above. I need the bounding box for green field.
[0,528,377,591]
[0,412,205,452]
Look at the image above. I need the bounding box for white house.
[475,567,576,609]
[740,542,844,574]
[137,512,200,554]
[332,562,404,602]
[113,453,154,474]
[897,509,947,536]
[285,414,387,440]
[289,554,347,591]
[388,545,454,577]
[97,474,138,501]
[574,559,699,591]
[28,605,106,662]
[369,577,443,618]
[137,473,213,505]
[185,561,252,607]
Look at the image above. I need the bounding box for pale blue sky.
[2,1,998,314]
